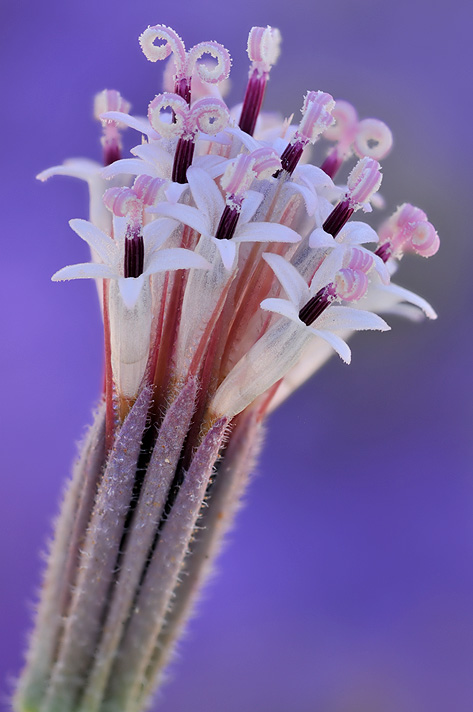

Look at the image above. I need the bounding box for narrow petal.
[262,253,308,305]
[144,248,210,276]
[309,247,346,295]
[102,159,157,180]
[164,183,188,203]
[316,305,390,332]
[224,126,261,152]
[52,263,115,281]
[37,159,101,183]
[239,190,264,224]
[211,237,237,271]
[101,111,159,139]
[187,166,225,222]
[118,276,145,309]
[143,218,178,253]
[260,297,300,323]
[69,219,116,264]
[131,142,173,174]
[236,222,300,244]
[337,221,379,245]
[309,227,335,249]
[376,283,437,319]
[149,202,211,236]
[308,328,352,363]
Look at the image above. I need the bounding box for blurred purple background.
[1,1,472,710]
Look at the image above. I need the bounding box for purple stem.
[41,387,152,712]
[14,405,106,712]
[138,411,265,708]
[103,417,229,712]
[78,379,198,712]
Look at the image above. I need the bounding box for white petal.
[262,253,309,305]
[198,130,232,145]
[309,247,346,295]
[371,251,391,284]
[149,202,211,236]
[211,238,237,271]
[287,181,318,216]
[144,247,210,276]
[194,154,230,178]
[294,164,335,189]
[308,328,352,363]
[315,306,390,332]
[118,275,145,309]
[164,182,188,203]
[187,166,225,221]
[260,298,300,322]
[131,142,173,174]
[240,191,265,224]
[376,283,437,319]
[235,221,300,244]
[102,158,157,180]
[224,126,261,152]
[69,218,116,264]
[143,218,178,253]
[101,111,159,139]
[52,262,115,281]
[309,227,335,249]
[337,221,379,245]
[37,158,101,182]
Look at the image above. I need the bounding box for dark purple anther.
[124,226,144,279]
[322,200,354,238]
[215,204,240,241]
[320,150,343,180]
[172,137,195,184]
[239,68,267,136]
[375,242,392,263]
[273,140,305,179]
[298,286,334,326]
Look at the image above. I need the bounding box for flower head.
[16,21,440,712]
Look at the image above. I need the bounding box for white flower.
[150,165,301,270]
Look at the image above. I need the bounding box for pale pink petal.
[37,158,101,182]
[149,202,211,236]
[52,263,115,281]
[187,166,225,222]
[307,328,352,363]
[235,222,300,244]
[69,219,116,264]
[315,306,390,332]
[260,297,300,322]
[262,253,308,305]
[144,248,210,276]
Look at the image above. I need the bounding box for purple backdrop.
[1,1,472,711]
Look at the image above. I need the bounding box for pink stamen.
[277,91,335,177]
[139,25,231,105]
[346,157,383,208]
[148,93,229,183]
[239,26,281,135]
[94,89,131,166]
[321,100,393,180]
[376,203,440,261]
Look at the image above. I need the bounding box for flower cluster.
[16,22,439,712]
